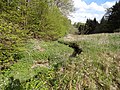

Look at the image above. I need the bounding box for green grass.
[0,33,120,90]
[60,33,120,90]
[0,39,73,89]
[10,40,73,80]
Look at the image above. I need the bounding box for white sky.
[68,0,117,24]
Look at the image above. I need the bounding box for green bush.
[0,19,26,70]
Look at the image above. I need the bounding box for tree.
[54,0,74,16]
[75,18,99,34]
[107,1,120,32]
[26,0,71,40]
[96,1,120,33]
[94,16,109,33]
[78,24,85,34]
[84,18,99,34]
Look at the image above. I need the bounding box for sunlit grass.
[0,33,120,90]
[60,33,120,90]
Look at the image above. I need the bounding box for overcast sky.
[68,0,118,24]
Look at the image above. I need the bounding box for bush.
[0,19,26,70]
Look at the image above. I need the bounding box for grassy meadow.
[0,33,120,90]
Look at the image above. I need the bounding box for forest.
[73,1,120,34]
[0,0,120,90]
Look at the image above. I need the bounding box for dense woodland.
[74,1,120,34]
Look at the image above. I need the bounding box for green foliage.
[0,0,73,70]
[0,0,72,40]
[75,1,120,34]
[1,0,120,90]
[74,18,99,34]
[68,25,79,34]
[94,17,109,33]
[107,1,120,32]
[4,77,23,90]
[0,0,22,24]
[0,19,26,70]
[0,39,73,89]
[95,1,120,33]
[27,0,71,40]
[85,18,99,34]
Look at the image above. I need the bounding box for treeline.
[0,0,73,69]
[0,0,73,40]
[73,18,99,34]
[74,1,120,34]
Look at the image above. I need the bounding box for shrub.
[0,19,26,70]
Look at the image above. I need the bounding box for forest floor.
[0,33,120,90]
